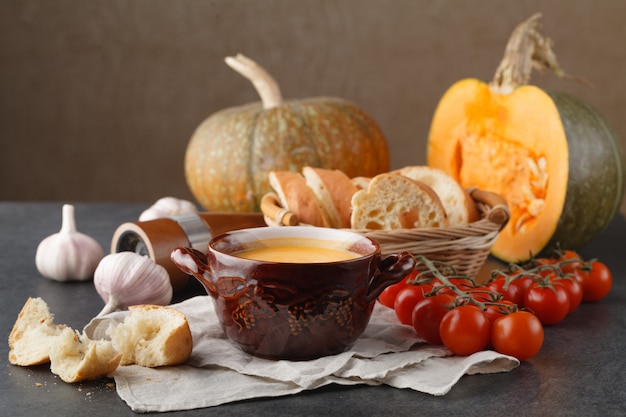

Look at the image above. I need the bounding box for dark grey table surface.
[1,202,625,416]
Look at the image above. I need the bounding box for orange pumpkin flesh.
[427,79,569,261]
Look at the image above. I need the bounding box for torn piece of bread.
[302,166,358,228]
[49,328,121,383]
[8,297,66,366]
[9,298,193,383]
[350,173,448,230]
[393,166,479,226]
[8,297,120,382]
[268,170,330,227]
[107,304,193,367]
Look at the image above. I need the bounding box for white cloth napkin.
[84,296,519,413]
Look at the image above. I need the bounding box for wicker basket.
[260,188,510,278]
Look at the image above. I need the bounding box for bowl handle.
[170,247,219,298]
[366,252,416,303]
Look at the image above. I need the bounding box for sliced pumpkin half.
[427,14,624,262]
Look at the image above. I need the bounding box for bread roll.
[302,167,358,228]
[268,170,330,227]
[392,166,479,225]
[107,304,193,367]
[350,173,448,230]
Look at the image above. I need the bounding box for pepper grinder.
[111,212,267,291]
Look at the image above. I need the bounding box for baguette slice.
[8,297,66,366]
[107,304,193,367]
[49,328,121,383]
[351,176,371,191]
[393,166,479,225]
[268,170,330,227]
[302,167,358,228]
[350,173,448,230]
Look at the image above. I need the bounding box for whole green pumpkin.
[185,54,390,213]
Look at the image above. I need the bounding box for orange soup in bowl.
[233,238,361,263]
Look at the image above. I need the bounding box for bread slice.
[350,173,448,230]
[268,170,330,227]
[49,328,121,383]
[107,304,193,367]
[302,167,358,228]
[8,297,66,366]
[393,166,479,225]
[351,176,371,191]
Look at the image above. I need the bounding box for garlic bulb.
[139,197,198,221]
[35,204,104,282]
[93,252,172,317]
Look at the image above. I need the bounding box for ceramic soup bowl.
[171,226,415,360]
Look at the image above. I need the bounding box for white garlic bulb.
[35,204,104,282]
[138,197,198,221]
[93,252,173,317]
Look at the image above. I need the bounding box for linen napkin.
[85,296,519,413]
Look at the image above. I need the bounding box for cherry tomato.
[557,250,584,275]
[440,305,491,356]
[379,280,410,309]
[554,277,583,313]
[491,311,544,361]
[378,269,419,309]
[485,275,506,294]
[466,287,499,303]
[575,261,613,302]
[487,274,534,307]
[432,277,475,295]
[482,300,516,323]
[411,294,455,344]
[393,283,433,325]
[524,282,570,325]
[537,256,557,265]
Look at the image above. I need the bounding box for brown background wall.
[1,0,625,214]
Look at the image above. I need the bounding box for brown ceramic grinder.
[111,212,266,290]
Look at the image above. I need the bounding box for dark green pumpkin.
[185,55,390,213]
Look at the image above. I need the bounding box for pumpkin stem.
[225,54,283,109]
[490,13,590,94]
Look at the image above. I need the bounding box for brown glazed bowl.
[171,226,415,360]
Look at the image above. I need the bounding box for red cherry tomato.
[554,277,583,313]
[379,280,410,309]
[487,274,534,307]
[557,250,584,275]
[393,283,434,325]
[524,282,570,325]
[491,311,544,361]
[482,300,516,323]
[411,294,455,345]
[378,269,419,309]
[575,261,613,302]
[439,305,491,356]
[432,277,475,295]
